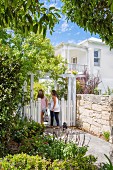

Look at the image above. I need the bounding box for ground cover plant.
[0,114,98,169]
[102,131,110,142]
[1,114,113,169]
[0,114,45,157]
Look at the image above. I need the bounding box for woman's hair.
[51,90,58,97]
[37,89,44,99]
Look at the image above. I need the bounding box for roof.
[54,37,105,50]
[54,42,88,50]
[78,37,105,45]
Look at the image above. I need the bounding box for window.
[94,49,101,66]
[72,57,77,64]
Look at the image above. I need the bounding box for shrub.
[0,115,45,157]
[10,116,45,142]
[0,154,50,170]
[76,69,101,94]
[19,134,97,163]
[0,153,98,170]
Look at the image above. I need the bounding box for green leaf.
[49,7,56,11]
[39,22,42,34]
[33,23,38,33]
[26,0,31,9]
[5,0,8,9]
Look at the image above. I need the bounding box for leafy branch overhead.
[62,0,113,48]
[0,0,61,36]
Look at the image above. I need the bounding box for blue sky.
[43,0,99,46]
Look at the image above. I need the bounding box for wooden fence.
[20,98,41,123]
[22,98,76,126]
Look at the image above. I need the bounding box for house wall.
[55,40,113,93]
[70,50,87,65]
[55,48,65,58]
[77,94,113,140]
[81,42,113,93]
[55,45,88,65]
[87,43,113,78]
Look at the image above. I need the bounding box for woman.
[50,90,60,127]
[37,89,48,124]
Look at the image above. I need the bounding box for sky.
[42,0,99,46]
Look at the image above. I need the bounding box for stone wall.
[77,94,113,137]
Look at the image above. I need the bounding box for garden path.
[45,127,112,165]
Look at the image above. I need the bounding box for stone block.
[102,105,111,111]
[101,96,109,103]
[109,96,113,102]
[92,120,101,128]
[83,122,90,131]
[80,100,85,106]
[92,104,102,111]
[102,111,110,121]
[77,94,82,100]
[83,94,91,101]
[101,120,110,126]
[84,101,92,109]
[79,114,86,120]
[83,109,91,117]
[79,107,86,114]
[90,112,96,118]
[90,95,101,104]
[96,118,103,125]
[109,114,113,126]
[77,100,80,106]
[90,125,100,135]
[76,120,83,127]
[89,110,94,116]
[96,112,102,119]
[101,125,111,132]
[110,103,113,112]
[85,117,93,124]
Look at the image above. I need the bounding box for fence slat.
[37,98,41,123]
[22,98,76,127]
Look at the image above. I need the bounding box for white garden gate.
[60,98,76,126]
[22,72,84,126]
[21,98,41,123]
[22,98,76,126]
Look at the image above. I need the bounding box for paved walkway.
[45,127,112,165]
[81,131,112,164]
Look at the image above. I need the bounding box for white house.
[55,37,113,94]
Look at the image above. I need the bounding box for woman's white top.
[50,97,60,112]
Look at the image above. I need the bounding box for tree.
[1,31,66,115]
[0,0,62,156]
[0,30,66,155]
[21,32,66,79]
[0,0,61,36]
[62,0,113,48]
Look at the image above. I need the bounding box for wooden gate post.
[67,77,71,126]
[72,77,76,126]
[61,98,65,125]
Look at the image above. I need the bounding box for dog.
[63,122,67,131]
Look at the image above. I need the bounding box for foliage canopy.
[0,0,61,36]
[0,30,66,133]
[62,0,113,48]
